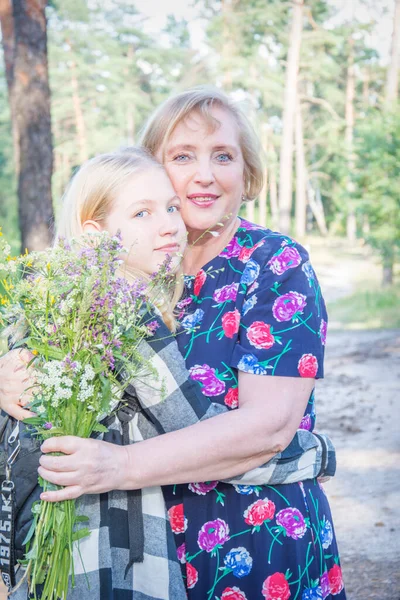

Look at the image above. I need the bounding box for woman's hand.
[38,436,130,502]
[0,349,36,419]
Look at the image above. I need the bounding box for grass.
[328,283,400,330]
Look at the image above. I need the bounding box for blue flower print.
[320,516,333,549]
[240,259,260,286]
[302,260,315,286]
[224,547,253,578]
[233,485,260,496]
[302,586,323,600]
[237,353,268,375]
[242,294,258,316]
[181,308,204,331]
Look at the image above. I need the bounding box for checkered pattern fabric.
[11,318,335,600]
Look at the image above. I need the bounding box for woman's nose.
[194,159,215,186]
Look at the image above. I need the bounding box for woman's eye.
[173,154,190,163]
[134,210,149,218]
[216,153,233,163]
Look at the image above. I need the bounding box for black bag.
[0,411,41,589]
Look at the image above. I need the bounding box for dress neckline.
[185,217,245,279]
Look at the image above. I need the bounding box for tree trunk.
[125,44,135,144]
[8,0,54,251]
[0,0,19,170]
[295,93,307,239]
[70,59,88,163]
[221,0,239,89]
[269,145,279,231]
[245,199,255,222]
[278,0,304,235]
[385,0,400,107]
[258,123,269,228]
[345,37,356,242]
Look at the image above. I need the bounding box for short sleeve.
[230,240,327,378]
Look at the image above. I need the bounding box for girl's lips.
[155,244,180,253]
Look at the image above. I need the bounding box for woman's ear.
[82,220,102,234]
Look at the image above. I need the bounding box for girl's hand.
[0,349,36,419]
[38,436,130,501]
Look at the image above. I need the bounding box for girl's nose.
[159,213,179,237]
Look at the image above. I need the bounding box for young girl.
[4,148,335,600]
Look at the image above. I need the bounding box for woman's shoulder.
[237,218,311,269]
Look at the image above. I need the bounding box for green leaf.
[72,527,91,542]
[91,422,109,434]
[22,518,37,546]
[74,515,89,523]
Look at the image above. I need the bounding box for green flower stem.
[207,547,220,600]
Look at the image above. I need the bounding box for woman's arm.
[38,373,313,501]
[0,349,35,419]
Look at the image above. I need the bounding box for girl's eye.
[134,210,149,218]
[167,205,180,213]
[216,153,233,163]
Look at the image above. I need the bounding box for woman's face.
[102,167,187,275]
[160,106,245,237]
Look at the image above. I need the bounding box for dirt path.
[317,329,400,600]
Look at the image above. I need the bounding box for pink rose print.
[188,481,218,495]
[298,354,318,378]
[213,283,239,304]
[276,507,307,540]
[176,542,186,564]
[197,518,230,552]
[189,364,226,396]
[186,562,198,589]
[243,498,276,527]
[194,269,207,296]
[272,291,307,322]
[262,572,290,600]
[246,321,275,350]
[328,564,344,595]
[299,414,312,430]
[238,240,264,263]
[319,319,327,345]
[222,309,240,338]
[168,504,187,534]
[268,246,302,276]
[221,587,248,600]
[224,387,239,409]
[320,571,330,599]
[220,236,242,259]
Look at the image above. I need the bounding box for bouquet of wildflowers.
[0,228,166,599]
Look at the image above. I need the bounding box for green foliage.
[329,284,400,329]
[354,109,400,267]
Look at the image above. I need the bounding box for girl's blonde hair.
[140,86,264,201]
[56,148,183,331]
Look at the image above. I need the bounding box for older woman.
[3,88,346,599]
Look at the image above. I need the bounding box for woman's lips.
[187,194,219,208]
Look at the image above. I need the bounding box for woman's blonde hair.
[140,86,264,201]
[56,148,183,331]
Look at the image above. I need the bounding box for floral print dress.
[163,219,346,600]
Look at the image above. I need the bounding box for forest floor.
[309,238,400,600]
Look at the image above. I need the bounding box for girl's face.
[100,167,187,275]
[160,106,245,238]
